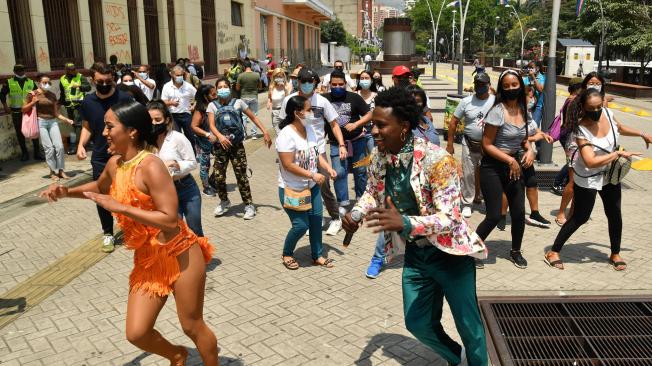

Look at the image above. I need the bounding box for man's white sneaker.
[102,234,115,253]
[213,200,231,217]
[243,204,256,220]
[326,219,342,236]
[462,206,472,218]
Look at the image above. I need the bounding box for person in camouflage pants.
[209,143,252,205]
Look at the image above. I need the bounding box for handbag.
[21,105,39,140]
[283,187,312,211]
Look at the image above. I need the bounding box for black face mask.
[151,123,168,137]
[335,66,343,71]
[585,109,602,122]
[502,88,520,101]
[96,83,113,95]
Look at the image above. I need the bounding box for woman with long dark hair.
[39,100,217,365]
[191,84,219,196]
[545,89,651,270]
[276,95,337,270]
[475,69,534,269]
[405,85,440,146]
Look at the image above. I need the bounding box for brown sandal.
[282,257,299,270]
[313,258,334,268]
[544,252,564,270]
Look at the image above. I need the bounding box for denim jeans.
[172,112,196,148]
[241,97,259,136]
[330,139,368,203]
[38,118,65,172]
[174,175,204,237]
[365,134,375,156]
[532,104,544,128]
[92,159,114,235]
[279,185,324,260]
[372,231,385,260]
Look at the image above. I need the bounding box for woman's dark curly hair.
[574,88,603,132]
[374,87,420,130]
[581,72,606,97]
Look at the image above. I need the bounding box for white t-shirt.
[206,98,249,115]
[161,81,197,114]
[572,108,619,190]
[279,92,338,154]
[135,78,156,101]
[454,94,495,141]
[321,73,358,92]
[276,125,320,190]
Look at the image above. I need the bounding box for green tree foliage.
[320,19,347,45]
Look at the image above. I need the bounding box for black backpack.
[195,65,204,80]
[212,99,245,145]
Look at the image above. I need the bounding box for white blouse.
[157,130,197,179]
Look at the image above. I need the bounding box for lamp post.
[523,27,537,63]
[505,4,525,66]
[424,0,449,79]
[493,16,500,67]
[539,40,545,59]
[451,9,456,70]
[596,0,606,74]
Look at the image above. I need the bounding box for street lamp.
[523,27,537,63]
[452,9,457,70]
[505,4,525,66]
[424,0,450,79]
[493,16,500,67]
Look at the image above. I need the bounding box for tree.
[321,19,347,45]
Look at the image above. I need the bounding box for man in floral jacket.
[343,87,488,366]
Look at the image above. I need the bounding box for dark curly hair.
[575,88,603,131]
[374,87,420,130]
[280,95,308,130]
[581,72,606,97]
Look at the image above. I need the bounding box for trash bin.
[443,93,463,143]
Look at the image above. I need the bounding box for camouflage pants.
[209,143,253,205]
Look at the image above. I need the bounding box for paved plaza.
[1,66,652,365]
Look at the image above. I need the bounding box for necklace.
[119,149,148,170]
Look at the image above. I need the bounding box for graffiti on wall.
[37,47,48,65]
[0,116,19,161]
[188,45,200,62]
[104,3,131,63]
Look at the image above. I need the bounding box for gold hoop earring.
[400,130,406,142]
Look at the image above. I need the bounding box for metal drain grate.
[479,297,652,366]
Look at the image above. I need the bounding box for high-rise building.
[322,0,374,39]
[404,0,416,11]
[373,5,399,31]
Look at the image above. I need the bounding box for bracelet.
[339,144,345,148]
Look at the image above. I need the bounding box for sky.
[375,0,404,11]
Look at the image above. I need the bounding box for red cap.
[267,53,273,58]
[392,65,411,77]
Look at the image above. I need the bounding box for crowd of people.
[2,52,645,366]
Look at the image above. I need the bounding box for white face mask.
[123,81,134,86]
[298,111,314,125]
[40,83,51,90]
[587,84,602,92]
[275,78,285,85]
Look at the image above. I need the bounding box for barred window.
[88,0,106,63]
[231,1,243,27]
[201,0,217,75]
[144,0,161,64]
[42,0,83,69]
[127,0,141,65]
[167,0,177,62]
[7,0,36,70]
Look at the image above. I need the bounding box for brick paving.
[2,67,652,365]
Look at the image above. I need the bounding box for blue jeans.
[241,97,259,136]
[279,185,323,260]
[372,231,385,261]
[172,113,196,148]
[175,175,204,237]
[532,104,544,128]
[38,118,65,172]
[365,134,375,156]
[330,139,368,203]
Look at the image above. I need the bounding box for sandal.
[608,259,627,271]
[555,218,566,227]
[282,257,299,270]
[544,253,564,270]
[313,258,334,268]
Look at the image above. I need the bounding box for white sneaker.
[243,204,256,220]
[102,234,115,253]
[213,200,230,217]
[462,206,472,218]
[251,135,259,140]
[326,219,342,236]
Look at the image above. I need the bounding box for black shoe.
[34,154,45,161]
[551,184,564,196]
[20,152,29,161]
[497,215,507,231]
[475,258,484,269]
[510,250,528,269]
[527,211,551,228]
[66,148,76,155]
[202,187,217,197]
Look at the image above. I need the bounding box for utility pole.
[539,0,561,164]
[596,0,606,74]
[451,10,456,70]
[493,16,499,67]
[457,0,471,95]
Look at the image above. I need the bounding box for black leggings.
[552,183,622,254]
[476,156,526,251]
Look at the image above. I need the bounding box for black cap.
[474,72,490,84]
[298,68,318,82]
[13,64,25,73]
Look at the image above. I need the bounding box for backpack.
[212,99,245,145]
[195,65,204,80]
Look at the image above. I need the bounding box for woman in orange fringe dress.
[40,100,217,366]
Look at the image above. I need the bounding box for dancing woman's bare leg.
[174,243,219,366]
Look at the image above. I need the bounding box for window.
[7,0,36,70]
[586,53,591,60]
[167,0,176,62]
[231,1,243,26]
[144,0,161,64]
[127,0,141,65]
[574,53,579,60]
[88,0,106,63]
[201,0,217,75]
[42,0,83,69]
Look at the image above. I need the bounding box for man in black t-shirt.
[322,70,372,209]
[78,62,134,253]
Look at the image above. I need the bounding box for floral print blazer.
[353,136,487,258]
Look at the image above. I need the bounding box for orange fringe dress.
[109,151,214,297]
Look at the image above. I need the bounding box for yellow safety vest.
[7,78,35,109]
[59,74,84,105]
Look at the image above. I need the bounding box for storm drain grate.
[479,297,652,366]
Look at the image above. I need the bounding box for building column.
[157,0,170,63]
[137,1,147,64]
[77,0,94,67]
[0,1,16,72]
[177,0,203,64]
[29,0,50,72]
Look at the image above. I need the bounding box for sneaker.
[202,187,216,197]
[462,206,472,218]
[243,204,256,220]
[213,200,231,216]
[497,215,507,231]
[365,257,384,279]
[325,219,342,236]
[510,250,528,269]
[102,234,115,253]
[251,135,258,140]
[551,184,564,196]
[527,211,551,228]
[474,258,484,269]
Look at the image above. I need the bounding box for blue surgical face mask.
[331,86,346,98]
[139,72,148,79]
[291,79,298,89]
[300,82,315,95]
[174,76,184,84]
[359,80,372,90]
[217,87,231,99]
[475,84,489,95]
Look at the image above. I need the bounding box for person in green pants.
[343,87,488,366]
